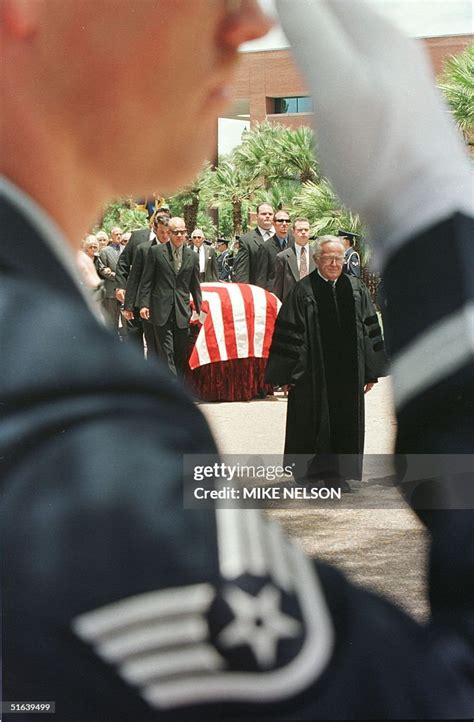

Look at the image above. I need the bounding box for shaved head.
[0,0,272,243]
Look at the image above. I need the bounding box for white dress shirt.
[194,245,206,273]
[257,226,275,242]
[295,243,310,273]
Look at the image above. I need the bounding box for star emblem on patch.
[72,510,334,709]
[217,584,302,669]
[208,578,305,672]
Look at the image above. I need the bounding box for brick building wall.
[230,35,473,129]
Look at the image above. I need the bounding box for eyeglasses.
[170,229,187,236]
[192,236,203,239]
[275,218,290,223]
[319,255,345,264]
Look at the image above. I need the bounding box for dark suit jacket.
[274,244,316,302]
[256,234,295,292]
[115,227,150,289]
[193,244,219,282]
[98,244,120,298]
[1,193,472,722]
[123,239,160,311]
[232,227,266,284]
[139,242,201,328]
[0,196,220,722]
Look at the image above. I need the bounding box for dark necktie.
[299,246,308,278]
[173,248,181,273]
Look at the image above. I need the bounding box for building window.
[273,96,313,114]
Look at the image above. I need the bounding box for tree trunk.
[232,200,243,237]
[184,194,199,235]
[300,170,312,184]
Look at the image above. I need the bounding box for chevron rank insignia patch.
[72,509,334,709]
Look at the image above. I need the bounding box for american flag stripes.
[189,283,281,370]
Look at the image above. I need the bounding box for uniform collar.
[0,176,101,318]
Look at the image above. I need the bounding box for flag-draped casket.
[187,283,281,401]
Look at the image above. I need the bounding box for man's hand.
[364,382,375,394]
[275,0,472,266]
[115,288,125,303]
[122,310,134,321]
[140,307,150,320]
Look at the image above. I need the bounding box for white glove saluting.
[275,0,473,268]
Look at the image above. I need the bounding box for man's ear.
[1,0,42,38]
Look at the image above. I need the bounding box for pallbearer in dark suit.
[122,217,170,357]
[190,228,219,282]
[233,202,274,284]
[115,212,170,351]
[256,210,294,292]
[274,217,316,302]
[115,207,171,299]
[139,217,201,377]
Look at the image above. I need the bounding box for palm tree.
[276,125,319,184]
[234,122,284,189]
[438,44,474,146]
[253,178,300,213]
[291,178,366,259]
[169,164,213,234]
[98,198,148,233]
[234,121,319,188]
[208,155,262,236]
[194,211,218,242]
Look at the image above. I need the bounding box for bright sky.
[219,0,473,154]
[243,0,473,51]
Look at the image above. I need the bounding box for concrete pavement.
[199,376,429,621]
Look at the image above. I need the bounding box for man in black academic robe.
[266,236,386,487]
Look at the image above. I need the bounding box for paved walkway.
[199,377,429,621]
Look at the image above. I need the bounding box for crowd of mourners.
[77,202,363,332]
[4,0,472,717]
[76,202,385,493]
